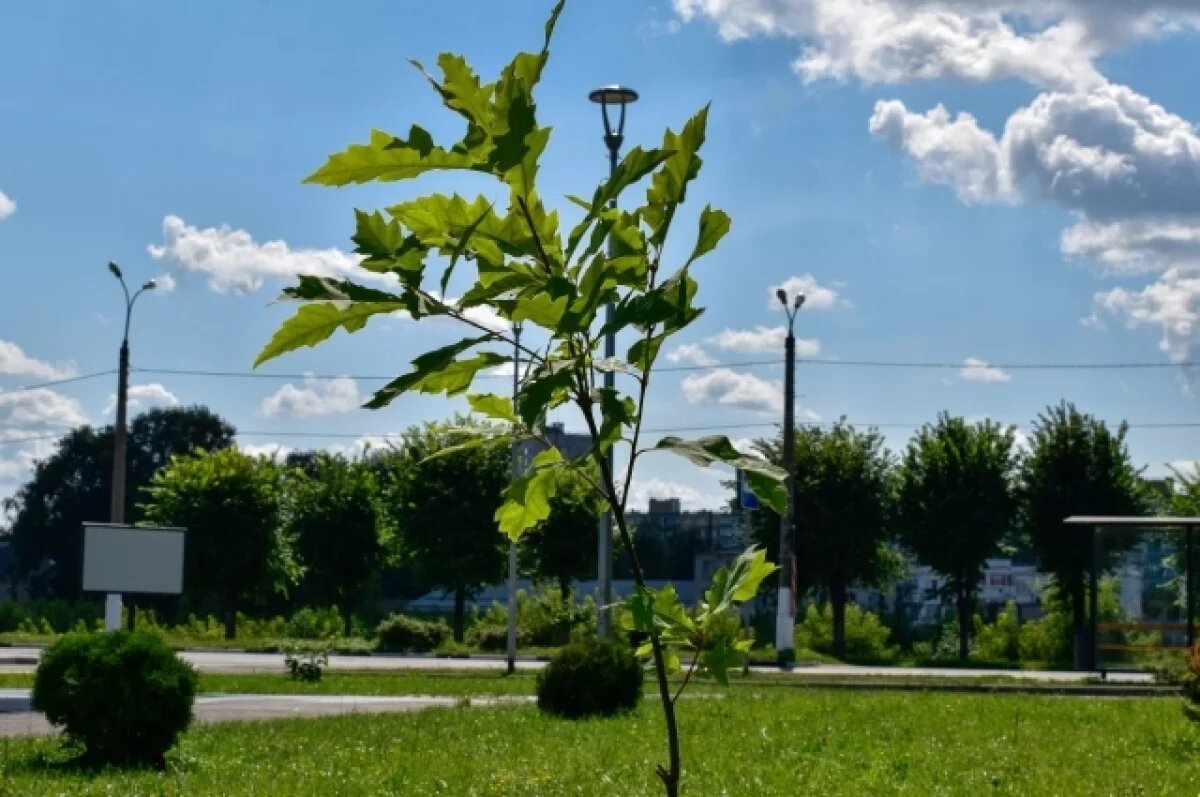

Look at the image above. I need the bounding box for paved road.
[0,689,531,737]
[0,646,1153,683]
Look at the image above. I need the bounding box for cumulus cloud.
[0,190,14,221]
[0,341,76,381]
[260,375,360,418]
[666,343,717,367]
[148,215,380,295]
[240,442,296,461]
[628,477,728,512]
[681,368,821,417]
[708,326,820,356]
[769,274,847,311]
[153,273,178,293]
[960,357,1012,383]
[1093,270,1200,364]
[0,389,88,428]
[105,383,179,415]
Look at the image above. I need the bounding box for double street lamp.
[589,84,638,639]
[106,262,156,631]
[774,288,805,664]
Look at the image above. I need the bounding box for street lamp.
[107,261,156,631]
[506,322,524,674]
[589,84,638,639]
[774,288,805,665]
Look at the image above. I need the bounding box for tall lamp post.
[589,84,637,639]
[506,323,524,674]
[774,288,805,664]
[106,261,156,631]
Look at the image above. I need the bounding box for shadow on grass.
[0,738,193,779]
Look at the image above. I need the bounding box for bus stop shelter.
[1064,516,1198,671]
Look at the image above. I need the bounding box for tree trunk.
[225,588,237,641]
[830,581,847,660]
[453,586,466,643]
[956,588,971,660]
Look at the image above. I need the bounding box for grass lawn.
[0,690,1196,795]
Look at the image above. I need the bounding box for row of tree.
[752,402,1150,661]
[2,408,602,641]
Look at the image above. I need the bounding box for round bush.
[375,614,450,652]
[32,631,198,766]
[536,638,643,719]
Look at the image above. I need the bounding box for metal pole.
[105,304,132,632]
[506,325,523,673]
[1089,526,1100,672]
[1188,527,1196,650]
[596,128,622,639]
[775,323,796,662]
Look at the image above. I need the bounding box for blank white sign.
[82,524,185,595]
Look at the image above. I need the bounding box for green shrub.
[471,587,597,650]
[376,613,450,652]
[469,623,531,652]
[0,601,29,632]
[286,606,343,639]
[32,631,198,766]
[794,603,897,662]
[972,602,1021,662]
[536,638,643,719]
[283,641,330,682]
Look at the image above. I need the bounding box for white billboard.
[82,524,186,595]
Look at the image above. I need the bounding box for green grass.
[1,690,1198,795]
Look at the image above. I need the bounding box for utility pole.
[506,324,523,674]
[774,288,805,665]
[589,84,638,638]
[106,262,156,631]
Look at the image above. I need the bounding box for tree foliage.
[897,413,1017,659]
[142,448,293,639]
[4,406,235,598]
[255,5,784,793]
[288,453,394,635]
[522,464,603,598]
[753,421,896,658]
[376,421,510,642]
[1019,402,1147,640]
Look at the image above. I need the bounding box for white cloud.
[148,215,382,295]
[240,442,296,461]
[260,375,360,418]
[0,190,14,221]
[666,344,717,367]
[682,368,782,414]
[708,326,820,356]
[153,273,178,293]
[960,357,1012,383]
[0,341,77,381]
[326,433,404,459]
[1093,270,1200,365]
[0,389,88,428]
[769,274,847,311]
[628,477,728,512]
[105,383,179,415]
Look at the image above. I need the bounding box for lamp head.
[108,261,123,279]
[794,293,806,309]
[142,280,157,291]
[775,288,788,306]
[588,85,639,107]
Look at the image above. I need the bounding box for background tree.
[753,421,895,658]
[4,406,235,597]
[522,465,602,599]
[142,448,292,639]
[379,421,509,641]
[898,414,1017,659]
[288,453,394,635]
[1019,402,1146,666]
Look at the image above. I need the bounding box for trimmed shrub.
[32,631,198,766]
[375,613,450,652]
[536,638,643,719]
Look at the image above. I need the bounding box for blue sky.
[3,0,1200,513]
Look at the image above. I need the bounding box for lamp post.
[589,84,637,639]
[774,288,805,665]
[506,323,524,674]
[106,262,156,631]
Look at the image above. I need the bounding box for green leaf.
[352,210,427,277]
[566,147,672,262]
[361,335,496,408]
[702,546,778,617]
[306,128,481,186]
[467,393,518,424]
[627,333,667,372]
[443,200,496,295]
[699,637,739,686]
[653,436,788,514]
[644,106,709,246]
[256,301,403,367]
[516,363,575,428]
[279,277,402,304]
[595,388,636,456]
[494,447,563,540]
[684,205,731,268]
[626,586,656,633]
[594,357,635,375]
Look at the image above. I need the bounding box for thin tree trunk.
[225,588,237,641]
[831,582,847,660]
[957,588,971,660]
[453,586,466,643]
